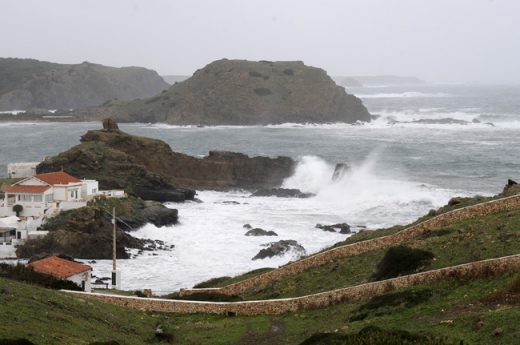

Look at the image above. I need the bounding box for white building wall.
[7,163,39,179]
[53,186,67,201]
[0,242,17,258]
[68,271,91,292]
[81,180,99,199]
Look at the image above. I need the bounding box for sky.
[2,0,520,83]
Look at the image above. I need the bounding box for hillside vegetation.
[0,186,519,344]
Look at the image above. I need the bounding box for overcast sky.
[2,0,519,83]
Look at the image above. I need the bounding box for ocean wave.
[355,92,451,98]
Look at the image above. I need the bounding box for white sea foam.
[88,152,467,293]
[0,110,25,115]
[355,92,451,98]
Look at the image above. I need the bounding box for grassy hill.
[0,186,519,344]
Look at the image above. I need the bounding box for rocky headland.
[16,197,178,259]
[72,59,371,125]
[37,119,296,200]
[0,58,168,111]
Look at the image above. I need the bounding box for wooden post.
[112,207,116,271]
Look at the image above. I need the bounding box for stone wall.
[181,194,520,297]
[63,254,520,316]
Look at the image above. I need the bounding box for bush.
[349,289,433,321]
[254,88,272,96]
[0,263,82,291]
[372,245,434,281]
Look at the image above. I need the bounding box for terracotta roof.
[4,185,50,193]
[29,256,91,278]
[34,171,81,185]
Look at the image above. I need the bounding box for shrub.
[254,88,272,96]
[12,204,23,217]
[248,71,262,78]
[372,245,434,281]
[283,68,294,76]
[349,289,433,321]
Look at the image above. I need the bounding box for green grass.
[1,189,519,344]
[1,273,519,344]
[232,208,519,300]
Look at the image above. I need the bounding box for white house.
[0,171,100,219]
[28,255,92,292]
[7,162,39,179]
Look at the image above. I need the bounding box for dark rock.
[245,228,278,236]
[243,224,253,229]
[37,126,295,193]
[316,223,351,234]
[102,118,119,131]
[251,188,314,198]
[220,201,240,205]
[134,187,191,203]
[133,205,177,228]
[332,163,349,181]
[252,240,306,260]
[508,179,518,186]
[16,205,152,259]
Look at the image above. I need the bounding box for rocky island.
[72,59,371,125]
[0,58,169,111]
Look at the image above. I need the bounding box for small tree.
[12,204,23,217]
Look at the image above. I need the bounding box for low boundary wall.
[63,254,520,316]
[181,194,520,297]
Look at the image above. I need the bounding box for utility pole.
[111,207,120,289]
[112,207,116,271]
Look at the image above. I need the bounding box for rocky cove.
[15,119,309,262]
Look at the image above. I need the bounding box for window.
[45,194,54,202]
[33,194,43,202]
[19,194,32,202]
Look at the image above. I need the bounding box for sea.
[1,83,519,293]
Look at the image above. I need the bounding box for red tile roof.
[35,171,81,185]
[29,256,91,278]
[4,185,50,193]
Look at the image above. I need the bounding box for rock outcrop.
[250,188,314,198]
[245,228,278,237]
[0,58,169,111]
[252,240,306,260]
[315,223,351,234]
[16,198,178,259]
[36,120,295,197]
[73,59,371,125]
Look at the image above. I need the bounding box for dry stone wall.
[63,254,520,316]
[181,194,520,297]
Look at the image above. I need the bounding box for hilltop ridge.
[73,59,371,125]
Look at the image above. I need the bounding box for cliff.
[74,59,371,125]
[36,120,295,198]
[0,58,169,110]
